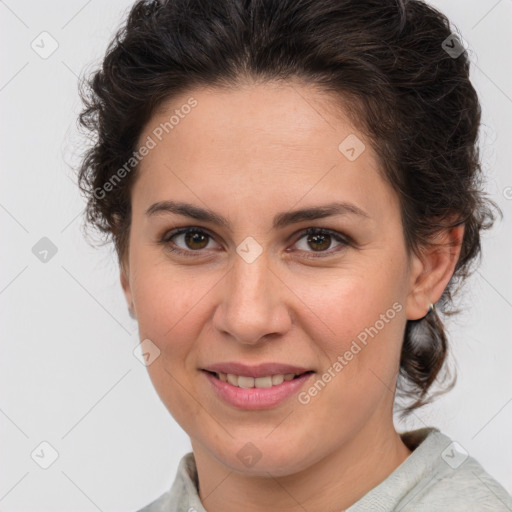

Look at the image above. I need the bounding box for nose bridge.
[230,249,271,307]
[215,246,290,344]
[228,234,273,306]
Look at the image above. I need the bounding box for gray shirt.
[137,428,512,511]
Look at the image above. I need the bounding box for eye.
[291,227,349,258]
[160,226,350,258]
[161,227,219,256]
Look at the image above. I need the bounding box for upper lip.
[202,362,313,378]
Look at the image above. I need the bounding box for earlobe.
[405,224,465,321]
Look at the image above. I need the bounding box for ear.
[405,224,465,320]
[120,263,136,319]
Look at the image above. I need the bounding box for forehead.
[145,81,361,157]
[132,82,396,226]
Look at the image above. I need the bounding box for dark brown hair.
[76,0,500,415]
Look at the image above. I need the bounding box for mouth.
[202,369,315,389]
[201,368,315,410]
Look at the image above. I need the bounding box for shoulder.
[135,491,173,512]
[395,429,512,512]
[349,428,512,512]
[134,452,205,512]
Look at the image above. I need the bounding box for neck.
[191,414,412,512]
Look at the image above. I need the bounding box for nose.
[212,249,292,346]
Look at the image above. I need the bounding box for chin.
[206,436,318,477]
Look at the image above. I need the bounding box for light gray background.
[1,0,511,510]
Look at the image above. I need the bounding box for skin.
[120,80,464,511]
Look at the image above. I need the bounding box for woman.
[76,0,512,510]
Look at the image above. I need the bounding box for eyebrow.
[145,200,369,231]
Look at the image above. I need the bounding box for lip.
[202,362,312,378]
[203,370,314,410]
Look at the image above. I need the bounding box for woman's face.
[122,81,423,476]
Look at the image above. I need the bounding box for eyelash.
[159,226,351,259]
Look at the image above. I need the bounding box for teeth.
[215,372,303,388]
[227,373,238,386]
[272,374,284,385]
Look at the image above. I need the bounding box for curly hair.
[76,0,500,415]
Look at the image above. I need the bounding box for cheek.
[301,277,406,431]
[291,262,406,352]
[292,258,407,408]
[129,258,211,426]
[130,254,224,367]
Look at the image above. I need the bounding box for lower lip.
[202,371,314,410]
